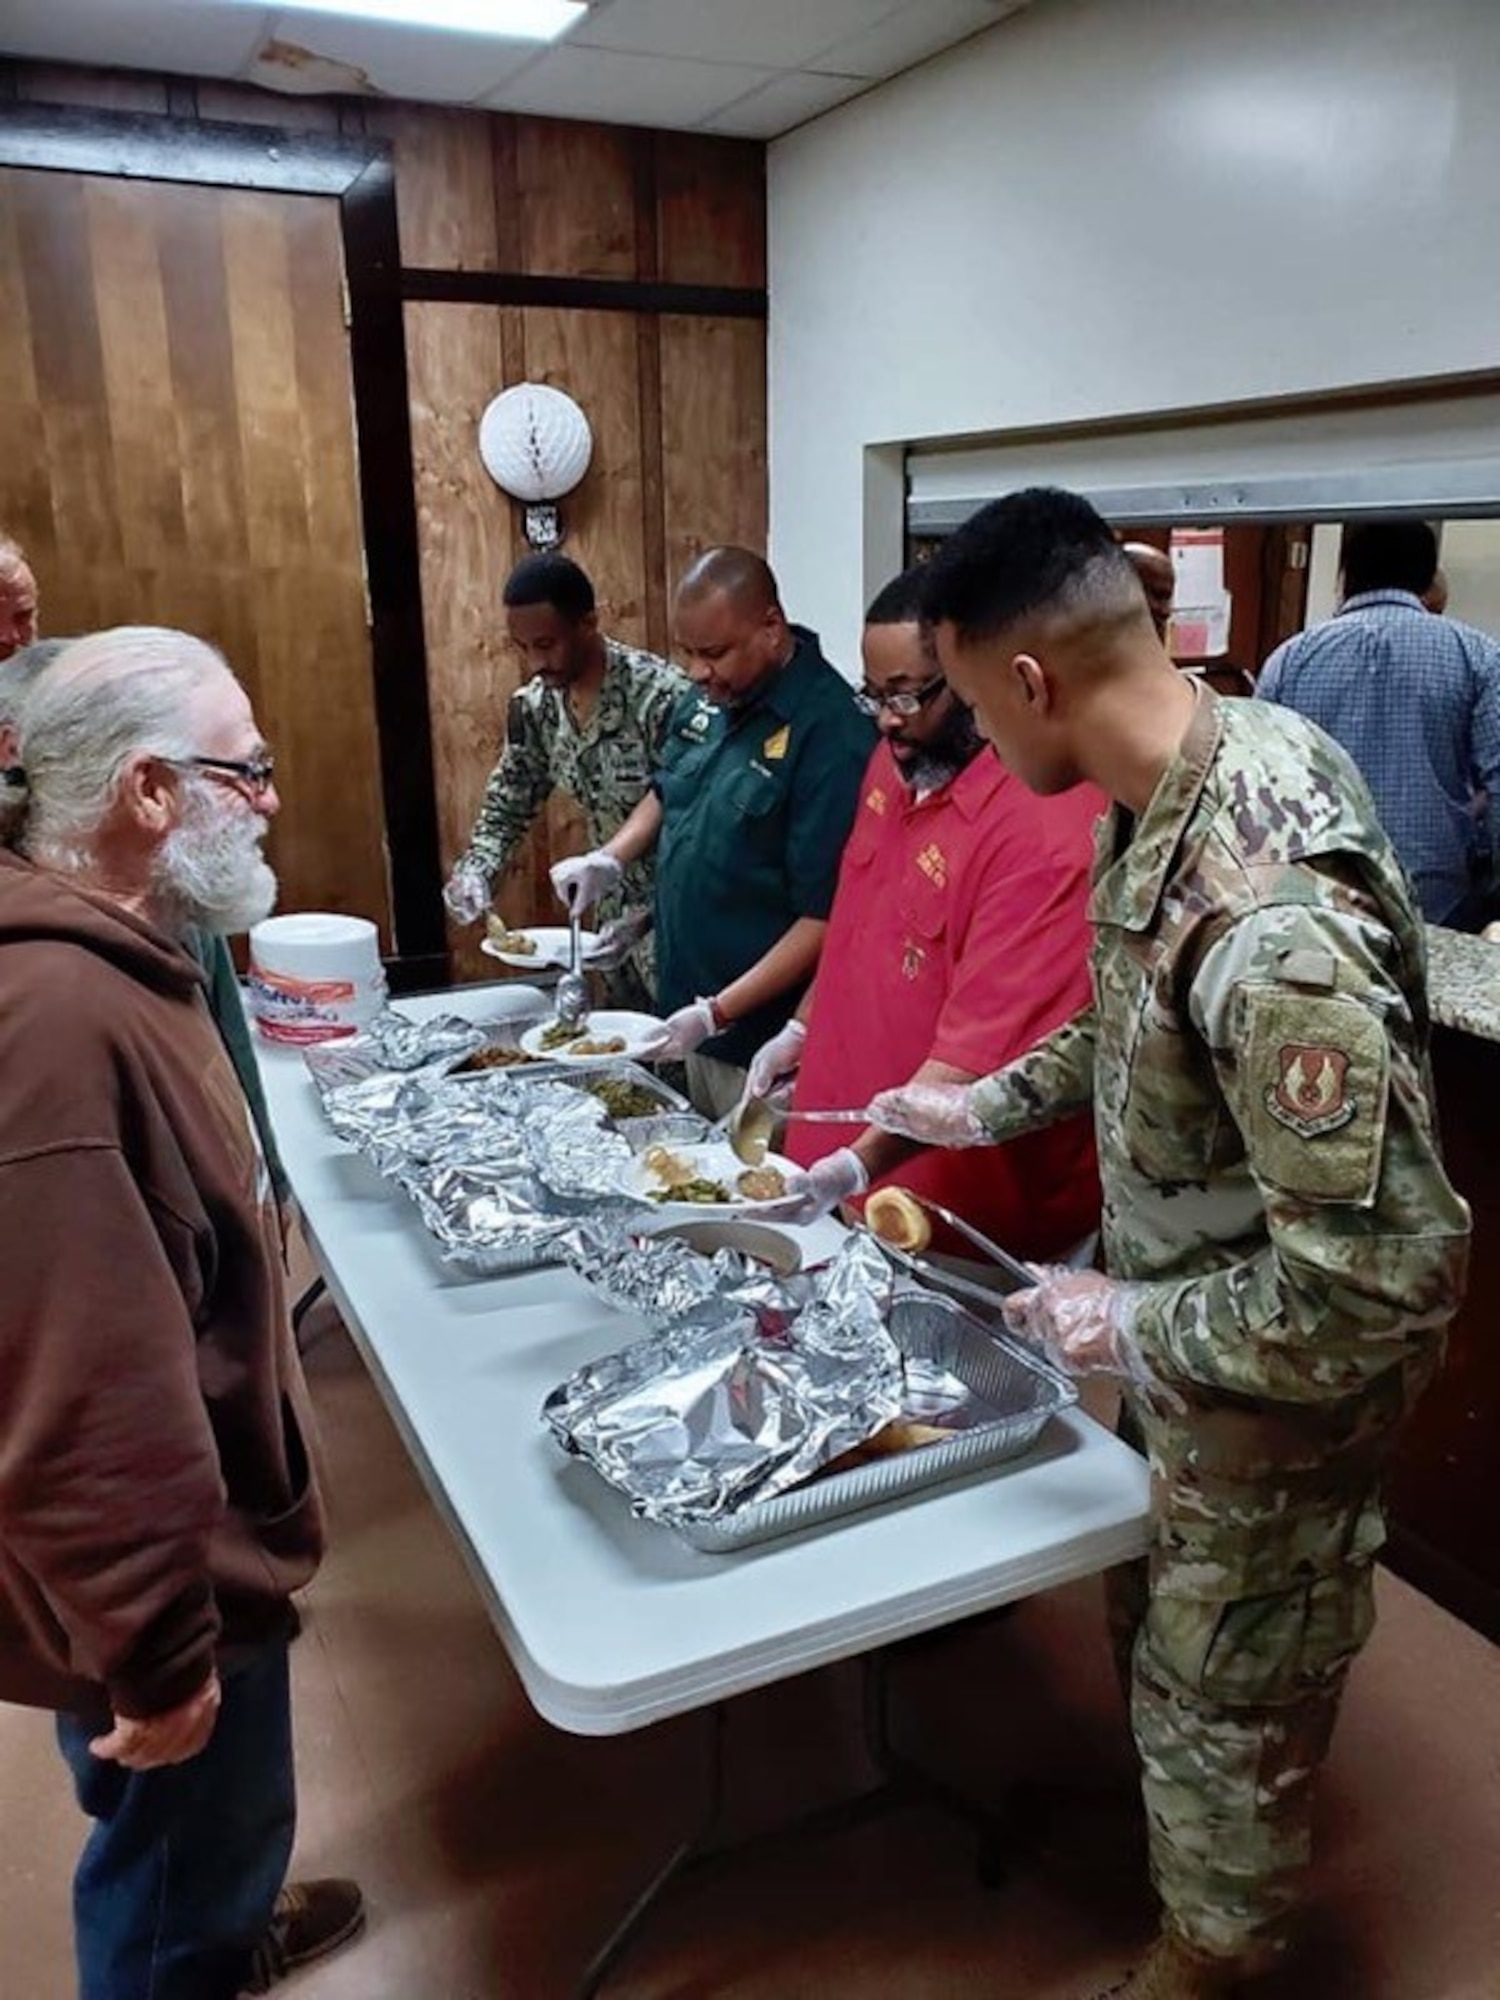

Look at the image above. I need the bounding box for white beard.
[153,778,278,936]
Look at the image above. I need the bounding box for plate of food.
[623,1140,801,1221]
[481,922,602,970]
[518,1010,668,1065]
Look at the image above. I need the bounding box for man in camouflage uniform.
[871,489,1470,1999]
[443,552,683,1009]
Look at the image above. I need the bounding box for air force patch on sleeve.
[1265,1044,1354,1137]
[1243,991,1389,1204]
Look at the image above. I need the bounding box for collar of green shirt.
[1089,684,1222,934]
[724,623,825,729]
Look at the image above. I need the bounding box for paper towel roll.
[248,913,386,1045]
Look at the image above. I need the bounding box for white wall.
[767,0,1500,670]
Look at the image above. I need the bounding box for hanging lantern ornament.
[478,382,593,550]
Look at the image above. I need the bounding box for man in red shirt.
[748,568,1103,1257]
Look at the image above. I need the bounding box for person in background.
[871,489,1469,2000]
[0,535,40,661]
[554,548,874,1116]
[0,628,364,1999]
[0,635,292,1224]
[1257,518,1500,929]
[744,567,1102,1253]
[443,552,683,1010]
[1121,541,1175,643]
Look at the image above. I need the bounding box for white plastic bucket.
[248,913,386,1045]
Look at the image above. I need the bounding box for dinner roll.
[864,1186,932,1253]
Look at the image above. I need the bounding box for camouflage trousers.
[1105,1403,1386,1966]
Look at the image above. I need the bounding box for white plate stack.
[248,913,386,1045]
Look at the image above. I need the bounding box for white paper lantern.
[479,383,593,504]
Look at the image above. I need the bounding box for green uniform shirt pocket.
[1242,989,1388,1206]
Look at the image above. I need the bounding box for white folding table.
[256,985,1152,1988]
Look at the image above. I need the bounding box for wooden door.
[0,166,391,940]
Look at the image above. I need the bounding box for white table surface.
[257,986,1152,1737]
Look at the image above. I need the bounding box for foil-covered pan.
[543,1235,904,1529]
[678,1292,1077,1552]
[400,1162,579,1275]
[504,1058,691,1120]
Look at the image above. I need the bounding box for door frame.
[0,97,447,988]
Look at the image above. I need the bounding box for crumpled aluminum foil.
[556,1216,813,1334]
[303,1010,494,1103]
[524,1089,641,1202]
[402,1162,577,1274]
[542,1234,903,1527]
[324,1070,529,1177]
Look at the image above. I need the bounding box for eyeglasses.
[165,753,277,798]
[854,673,947,719]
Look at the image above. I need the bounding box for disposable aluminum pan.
[675,1290,1078,1554]
[503,1059,691,1118]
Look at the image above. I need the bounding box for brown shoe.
[1093,1930,1247,1999]
[243,1879,366,1992]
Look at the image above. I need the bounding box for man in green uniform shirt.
[871,489,1470,2000]
[554,547,874,1114]
[444,553,682,1008]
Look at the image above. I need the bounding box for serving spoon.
[554,906,590,1032]
[725,1094,869,1167]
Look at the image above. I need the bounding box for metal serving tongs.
[725,1094,869,1167]
[554,905,590,1032]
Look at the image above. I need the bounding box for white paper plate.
[518,1009,667,1065]
[624,1140,802,1223]
[481,926,601,970]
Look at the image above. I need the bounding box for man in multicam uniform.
[871,488,1470,2000]
[443,552,683,1009]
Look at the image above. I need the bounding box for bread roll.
[864,1186,932,1253]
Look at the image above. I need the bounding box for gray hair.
[17,627,228,870]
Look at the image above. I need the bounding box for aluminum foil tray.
[675,1290,1077,1553]
[505,1058,690,1118]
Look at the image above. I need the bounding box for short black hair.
[865,567,927,626]
[502,552,595,620]
[919,487,1137,640]
[1340,520,1438,599]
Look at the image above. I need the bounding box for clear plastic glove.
[588,906,652,971]
[780,1146,869,1225]
[1001,1269,1156,1393]
[644,997,717,1061]
[867,1080,988,1149]
[442,864,490,925]
[745,1018,807,1102]
[551,849,623,915]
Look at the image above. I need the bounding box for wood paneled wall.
[3,65,768,985]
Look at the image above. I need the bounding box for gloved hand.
[644,997,717,1061]
[442,864,490,925]
[588,906,652,971]
[867,1081,988,1149]
[551,849,623,915]
[745,1018,807,1102]
[780,1147,868,1225]
[1001,1269,1156,1393]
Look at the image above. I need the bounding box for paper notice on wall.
[1169,598,1232,658]
[1169,527,1231,658]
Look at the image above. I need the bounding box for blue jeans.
[55,1644,296,2000]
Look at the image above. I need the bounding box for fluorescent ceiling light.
[226,0,586,40]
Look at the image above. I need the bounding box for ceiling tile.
[815,0,1027,81]
[0,0,271,74]
[480,42,778,128]
[258,11,542,101]
[571,0,893,71]
[696,67,869,140]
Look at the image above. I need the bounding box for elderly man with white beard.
[0,628,364,2000]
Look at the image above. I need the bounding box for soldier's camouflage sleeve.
[1132,904,1471,1403]
[969,1007,1098,1140]
[455,689,555,888]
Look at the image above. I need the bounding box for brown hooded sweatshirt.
[0,851,324,1718]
